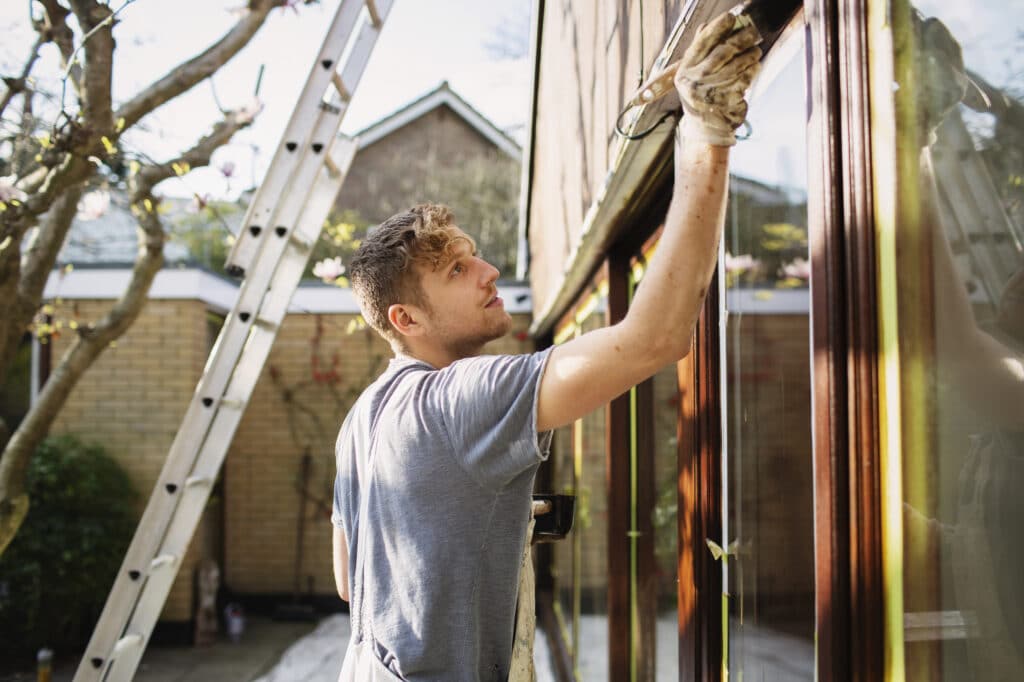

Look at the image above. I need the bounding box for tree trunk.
[0,187,85,395]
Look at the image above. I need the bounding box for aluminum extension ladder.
[74,1,393,679]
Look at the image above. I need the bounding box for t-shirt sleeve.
[331,473,344,529]
[425,348,554,490]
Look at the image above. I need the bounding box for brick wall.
[50,299,212,622]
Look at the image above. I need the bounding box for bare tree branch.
[136,107,259,190]
[36,0,83,98]
[0,34,46,122]
[115,0,285,130]
[67,0,116,132]
[19,185,83,306]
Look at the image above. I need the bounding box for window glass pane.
[551,291,609,680]
[651,364,680,679]
[575,308,609,681]
[552,423,576,657]
[722,24,815,679]
[885,2,1024,678]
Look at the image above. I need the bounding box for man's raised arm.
[537,12,761,433]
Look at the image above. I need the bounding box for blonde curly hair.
[348,203,475,348]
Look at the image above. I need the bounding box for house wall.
[334,104,509,224]
[50,299,213,622]
[527,0,685,316]
[223,311,536,600]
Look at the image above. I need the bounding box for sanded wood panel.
[527,0,683,317]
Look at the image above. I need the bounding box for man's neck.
[398,343,481,370]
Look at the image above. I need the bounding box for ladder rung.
[149,554,176,572]
[289,232,316,252]
[236,311,278,331]
[219,398,245,411]
[185,475,213,488]
[112,633,143,655]
[365,0,383,28]
[253,316,277,331]
[331,72,351,102]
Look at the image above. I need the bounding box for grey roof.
[56,193,244,266]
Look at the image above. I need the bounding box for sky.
[0,0,533,199]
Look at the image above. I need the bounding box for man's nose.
[477,258,499,284]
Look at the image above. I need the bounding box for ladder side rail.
[936,115,1022,295]
[225,0,366,275]
[333,0,395,116]
[932,157,1004,307]
[101,141,357,682]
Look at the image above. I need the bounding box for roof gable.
[352,82,521,159]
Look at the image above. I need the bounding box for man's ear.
[387,303,427,339]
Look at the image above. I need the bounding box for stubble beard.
[446,311,513,359]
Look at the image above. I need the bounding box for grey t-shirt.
[332,349,553,681]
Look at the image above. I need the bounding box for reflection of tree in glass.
[727,175,808,288]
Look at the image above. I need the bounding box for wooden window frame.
[805,0,885,679]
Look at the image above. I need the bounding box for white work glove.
[674,12,763,146]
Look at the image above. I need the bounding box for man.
[332,11,762,681]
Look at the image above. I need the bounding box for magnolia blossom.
[725,252,759,273]
[0,175,27,203]
[237,97,264,123]
[783,257,811,280]
[77,189,111,221]
[313,256,346,284]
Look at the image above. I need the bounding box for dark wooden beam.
[806,0,885,678]
[605,254,633,682]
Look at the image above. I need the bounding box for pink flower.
[313,257,346,283]
[76,190,110,221]
[725,253,758,273]
[782,257,811,280]
[0,175,26,203]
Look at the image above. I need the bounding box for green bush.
[0,435,136,664]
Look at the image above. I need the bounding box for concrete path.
[5,614,557,682]
[254,614,558,682]
[2,617,319,682]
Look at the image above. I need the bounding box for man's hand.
[675,11,763,146]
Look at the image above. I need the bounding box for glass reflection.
[651,364,680,679]
[575,310,609,682]
[722,22,815,680]
[891,2,1024,679]
[552,423,575,658]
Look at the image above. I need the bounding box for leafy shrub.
[0,435,136,665]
